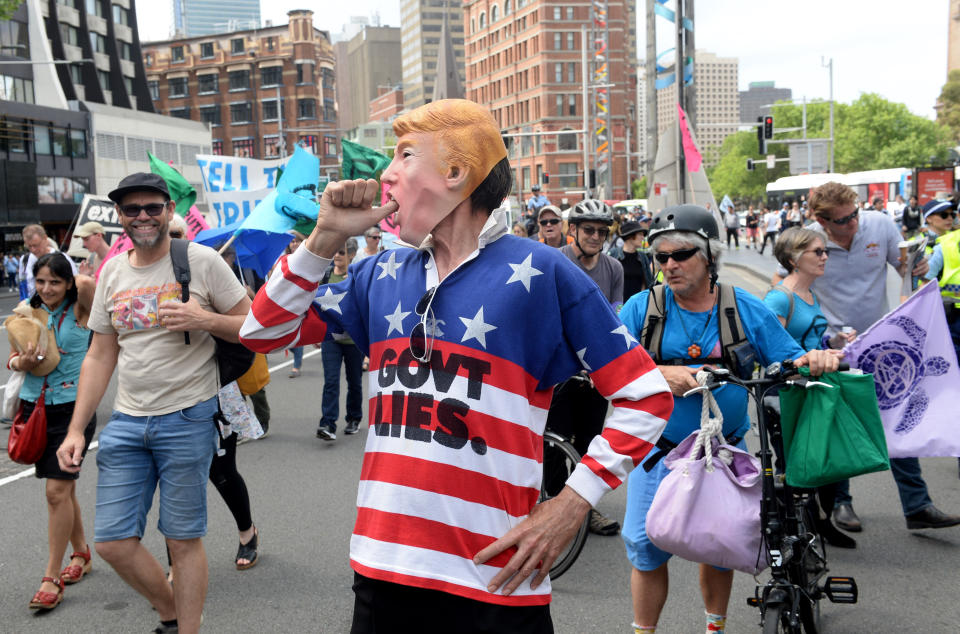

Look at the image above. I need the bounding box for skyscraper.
[399,0,465,109]
[173,0,261,38]
[740,81,792,125]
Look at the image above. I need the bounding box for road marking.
[0,348,323,488]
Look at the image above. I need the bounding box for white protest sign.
[196,155,287,227]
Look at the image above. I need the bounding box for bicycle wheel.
[794,500,824,634]
[762,602,800,634]
[541,431,589,579]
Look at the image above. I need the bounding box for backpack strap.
[169,239,191,345]
[641,284,667,362]
[718,283,746,367]
[768,285,795,330]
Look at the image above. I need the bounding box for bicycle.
[540,428,590,579]
[691,362,858,633]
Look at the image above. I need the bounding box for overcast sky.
[136,0,948,119]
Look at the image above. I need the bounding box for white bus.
[766,168,913,209]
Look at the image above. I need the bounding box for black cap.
[619,221,644,239]
[531,184,541,191]
[108,172,170,204]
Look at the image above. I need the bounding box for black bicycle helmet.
[647,204,720,242]
[648,204,721,290]
[568,198,614,225]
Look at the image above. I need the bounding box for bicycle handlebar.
[681,361,850,399]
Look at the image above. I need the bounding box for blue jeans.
[319,340,363,432]
[834,457,933,516]
[94,397,219,542]
[291,346,304,370]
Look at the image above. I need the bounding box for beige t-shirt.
[89,243,247,416]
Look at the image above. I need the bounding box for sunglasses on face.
[409,286,439,363]
[540,218,561,226]
[367,235,381,240]
[119,203,167,218]
[336,250,346,255]
[804,248,828,258]
[654,247,700,265]
[827,209,858,225]
[933,211,956,220]
[169,231,184,239]
[578,225,609,239]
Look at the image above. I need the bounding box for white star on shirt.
[577,348,592,371]
[316,287,347,315]
[384,301,411,336]
[376,251,403,280]
[505,254,543,292]
[459,306,497,349]
[611,324,638,349]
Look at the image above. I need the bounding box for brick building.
[463,0,636,202]
[143,10,338,162]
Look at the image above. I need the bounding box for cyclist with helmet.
[617,204,839,634]
[545,198,627,537]
[526,184,550,213]
[562,198,624,311]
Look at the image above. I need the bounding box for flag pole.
[218,233,239,254]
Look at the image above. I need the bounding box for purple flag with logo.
[842,282,960,458]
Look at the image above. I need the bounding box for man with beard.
[57,173,250,634]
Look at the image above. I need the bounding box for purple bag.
[645,430,769,575]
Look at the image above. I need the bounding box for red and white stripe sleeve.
[566,346,673,507]
[239,245,332,353]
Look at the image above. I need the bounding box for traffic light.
[543,172,550,184]
[588,169,596,189]
[763,116,774,140]
[746,158,755,171]
[756,117,766,154]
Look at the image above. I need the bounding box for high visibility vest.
[937,230,960,307]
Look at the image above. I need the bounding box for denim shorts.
[94,397,218,542]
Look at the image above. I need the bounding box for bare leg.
[167,537,208,634]
[96,538,176,621]
[632,564,669,628]
[699,564,735,615]
[41,479,75,594]
[66,484,90,568]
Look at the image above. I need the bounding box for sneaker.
[316,427,336,441]
[153,620,179,633]
[344,420,361,435]
[588,509,621,536]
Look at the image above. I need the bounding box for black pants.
[725,227,739,247]
[350,573,553,634]
[760,231,777,253]
[209,432,252,532]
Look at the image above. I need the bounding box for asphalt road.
[0,264,958,633]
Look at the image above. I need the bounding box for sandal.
[61,547,92,585]
[236,527,259,570]
[29,576,64,610]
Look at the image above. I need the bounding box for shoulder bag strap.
[642,284,666,361]
[169,239,192,345]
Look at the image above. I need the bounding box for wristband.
[7,352,18,371]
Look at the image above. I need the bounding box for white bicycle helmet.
[569,198,614,225]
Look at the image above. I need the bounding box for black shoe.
[906,505,960,530]
[816,517,857,549]
[316,427,336,441]
[832,503,862,532]
[344,420,361,435]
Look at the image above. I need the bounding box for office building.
[400,0,465,109]
[334,25,401,133]
[464,0,637,201]
[143,10,338,168]
[173,0,261,38]
[740,81,792,124]
[656,50,739,165]
[0,0,208,248]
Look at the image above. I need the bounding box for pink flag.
[843,282,960,458]
[94,206,210,279]
[677,104,702,173]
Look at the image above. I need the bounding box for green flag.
[148,152,196,216]
[341,139,391,180]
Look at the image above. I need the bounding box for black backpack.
[169,239,255,386]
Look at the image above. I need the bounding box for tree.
[631,176,647,199]
[936,70,960,143]
[0,0,23,20]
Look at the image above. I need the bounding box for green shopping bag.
[778,370,890,488]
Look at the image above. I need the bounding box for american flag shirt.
[240,211,672,606]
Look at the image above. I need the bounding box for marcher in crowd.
[511,222,528,238]
[76,221,110,276]
[620,205,838,634]
[56,172,251,634]
[240,99,672,631]
[12,253,96,611]
[537,205,571,248]
[352,226,384,263]
[20,224,77,300]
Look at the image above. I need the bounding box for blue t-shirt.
[620,285,804,443]
[762,285,827,352]
[20,302,90,405]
